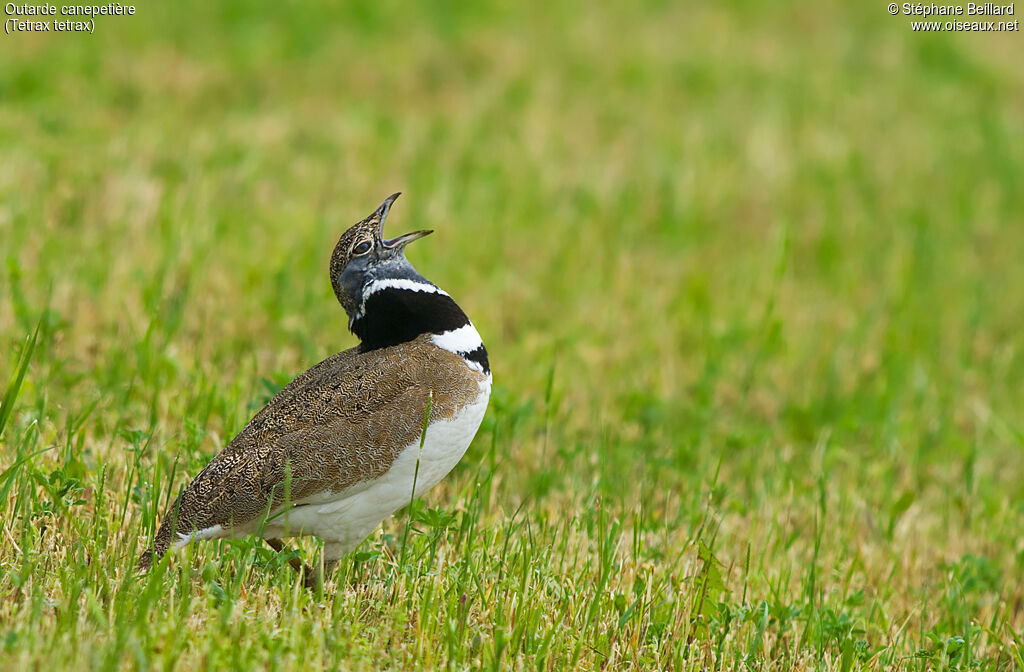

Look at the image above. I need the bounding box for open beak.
[383,228,433,249]
[373,192,432,249]
[373,192,401,228]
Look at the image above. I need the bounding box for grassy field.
[2,1,1023,669]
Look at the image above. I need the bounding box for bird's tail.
[137,542,163,571]
[137,496,185,571]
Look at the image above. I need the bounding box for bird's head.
[329,193,433,319]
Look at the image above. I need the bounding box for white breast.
[256,374,492,556]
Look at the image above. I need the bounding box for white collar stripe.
[430,323,483,355]
[364,278,446,299]
[357,278,448,317]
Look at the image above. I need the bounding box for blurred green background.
[2,0,1023,668]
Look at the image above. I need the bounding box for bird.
[138,193,491,587]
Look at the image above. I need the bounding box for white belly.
[257,376,491,556]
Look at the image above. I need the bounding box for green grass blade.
[0,320,41,441]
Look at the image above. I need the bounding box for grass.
[2,0,1023,668]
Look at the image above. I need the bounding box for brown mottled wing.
[139,337,479,569]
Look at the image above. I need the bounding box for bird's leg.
[300,548,343,592]
[322,542,345,581]
[264,537,319,589]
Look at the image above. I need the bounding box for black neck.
[352,288,472,352]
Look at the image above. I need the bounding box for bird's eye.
[353,241,372,255]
